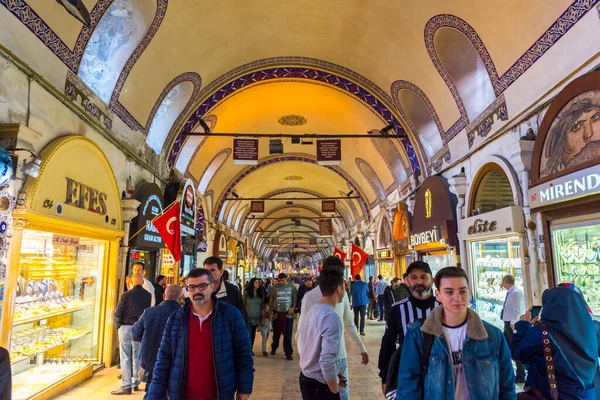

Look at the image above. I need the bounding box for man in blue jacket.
[397,267,516,399]
[132,284,182,397]
[349,274,369,336]
[147,268,254,400]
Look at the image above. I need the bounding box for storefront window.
[470,237,522,329]
[11,230,105,400]
[421,253,453,281]
[378,261,394,279]
[551,220,600,315]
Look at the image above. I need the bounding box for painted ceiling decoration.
[278,114,307,126]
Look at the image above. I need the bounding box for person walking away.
[243,278,266,356]
[501,274,526,383]
[379,261,440,397]
[132,284,182,396]
[147,268,254,400]
[512,283,599,400]
[153,275,166,306]
[367,276,376,320]
[296,261,347,399]
[299,257,369,400]
[258,301,272,357]
[112,274,152,395]
[349,274,369,336]
[392,275,411,303]
[397,267,516,399]
[203,256,249,324]
[0,346,11,400]
[125,262,156,306]
[296,278,314,314]
[375,275,389,321]
[268,273,298,360]
[383,278,400,320]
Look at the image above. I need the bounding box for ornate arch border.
[355,158,386,202]
[213,155,371,221]
[423,3,598,140]
[167,58,422,176]
[197,148,232,195]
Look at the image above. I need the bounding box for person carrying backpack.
[397,267,516,399]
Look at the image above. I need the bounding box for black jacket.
[153,282,165,306]
[295,285,313,313]
[115,285,152,328]
[132,300,181,371]
[216,280,249,325]
[0,347,10,400]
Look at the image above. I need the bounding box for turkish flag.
[351,243,369,277]
[152,202,181,262]
[333,247,347,261]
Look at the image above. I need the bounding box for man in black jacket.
[0,346,10,400]
[378,261,439,396]
[153,275,166,306]
[203,256,249,324]
[112,274,152,395]
[132,284,182,395]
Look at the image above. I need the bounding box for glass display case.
[470,237,523,330]
[421,252,453,282]
[10,230,105,400]
[551,220,600,315]
[378,261,395,279]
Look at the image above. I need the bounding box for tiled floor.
[54,319,387,399]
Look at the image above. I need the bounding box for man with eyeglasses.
[148,268,254,400]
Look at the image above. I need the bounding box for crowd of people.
[1,256,599,400]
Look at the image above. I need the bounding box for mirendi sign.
[529,165,600,209]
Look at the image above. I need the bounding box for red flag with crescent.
[333,247,347,261]
[152,202,181,262]
[351,243,369,277]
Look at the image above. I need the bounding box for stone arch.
[356,158,386,202]
[198,149,232,195]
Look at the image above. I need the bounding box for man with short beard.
[378,261,440,397]
[147,268,254,400]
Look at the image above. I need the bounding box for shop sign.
[130,182,165,249]
[65,178,108,215]
[52,234,79,246]
[250,201,265,213]
[377,249,392,259]
[410,227,440,246]
[529,165,600,209]
[460,206,525,239]
[226,239,237,264]
[319,219,333,236]
[322,200,336,213]
[27,136,122,230]
[179,180,197,236]
[317,140,341,165]
[233,139,258,164]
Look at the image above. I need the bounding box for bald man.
[113,274,153,395]
[133,285,182,394]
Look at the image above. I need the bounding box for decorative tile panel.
[466,95,509,148]
[65,71,114,130]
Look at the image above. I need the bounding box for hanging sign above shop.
[377,249,392,259]
[130,182,164,249]
[319,219,333,236]
[317,140,341,165]
[459,206,524,239]
[233,139,259,164]
[164,179,197,236]
[529,165,600,209]
[322,200,336,213]
[250,200,265,213]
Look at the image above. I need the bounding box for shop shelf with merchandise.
[10,329,92,365]
[13,302,92,326]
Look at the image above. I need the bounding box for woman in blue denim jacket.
[397,267,516,399]
[511,284,599,400]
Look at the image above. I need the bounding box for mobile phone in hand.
[530,306,542,319]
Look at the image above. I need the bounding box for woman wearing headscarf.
[511,283,599,399]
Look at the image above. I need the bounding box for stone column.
[448,173,467,269]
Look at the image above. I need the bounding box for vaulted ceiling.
[0,0,586,257]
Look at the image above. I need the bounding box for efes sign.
[529,165,600,209]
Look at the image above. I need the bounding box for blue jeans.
[118,325,141,390]
[377,295,386,320]
[353,305,366,334]
[338,357,349,400]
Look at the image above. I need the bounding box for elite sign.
[529,165,600,209]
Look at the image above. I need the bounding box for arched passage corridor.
[2,1,600,399]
